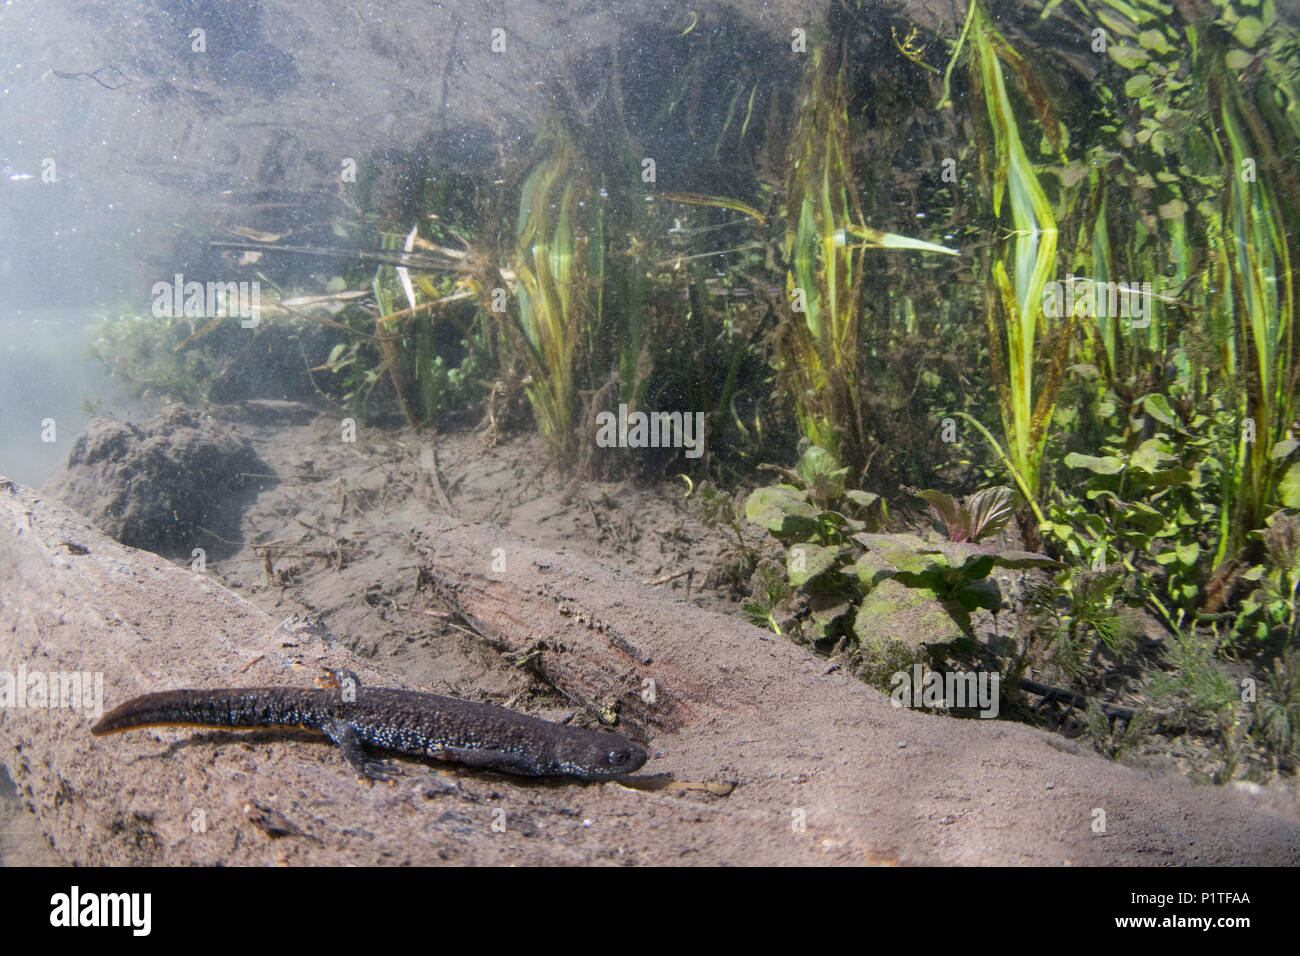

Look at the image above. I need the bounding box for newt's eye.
[609,750,629,766]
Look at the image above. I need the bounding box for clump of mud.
[44,405,269,557]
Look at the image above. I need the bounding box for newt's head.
[549,730,648,780]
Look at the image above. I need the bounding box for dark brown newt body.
[91,673,648,782]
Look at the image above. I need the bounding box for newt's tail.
[92,688,323,736]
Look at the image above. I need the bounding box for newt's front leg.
[321,718,400,783]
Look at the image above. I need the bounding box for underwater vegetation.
[95,0,1300,780]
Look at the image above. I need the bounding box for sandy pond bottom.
[3,406,1299,865]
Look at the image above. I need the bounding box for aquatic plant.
[90,311,226,404]
[504,126,595,456]
[1235,511,1300,648]
[1252,648,1300,762]
[1088,1,1299,548]
[1205,40,1300,555]
[944,1,1070,520]
[913,485,1014,544]
[744,444,1055,654]
[778,41,956,474]
[370,232,422,428]
[1044,392,1232,630]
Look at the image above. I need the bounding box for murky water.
[0,309,148,487]
[2,0,1299,869]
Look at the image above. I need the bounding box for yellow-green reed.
[958,1,1070,507]
[1208,45,1298,556]
[781,43,957,470]
[507,128,595,455]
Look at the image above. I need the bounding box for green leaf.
[1146,465,1193,488]
[819,511,847,529]
[1123,502,1166,532]
[849,551,895,591]
[744,485,819,535]
[1177,541,1201,566]
[1270,439,1298,460]
[1225,48,1255,70]
[853,579,967,646]
[843,489,882,527]
[796,445,843,485]
[853,532,939,574]
[894,567,952,593]
[1279,461,1300,508]
[1109,45,1151,70]
[1097,8,1140,39]
[1125,74,1155,99]
[1130,440,1178,473]
[742,600,781,634]
[1140,392,1177,427]
[1137,29,1172,54]
[1233,16,1265,47]
[787,543,842,587]
[844,489,880,510]
[1065,452,1125,475]
[937,542,996,579]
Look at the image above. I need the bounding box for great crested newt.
[91,670,648,782]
